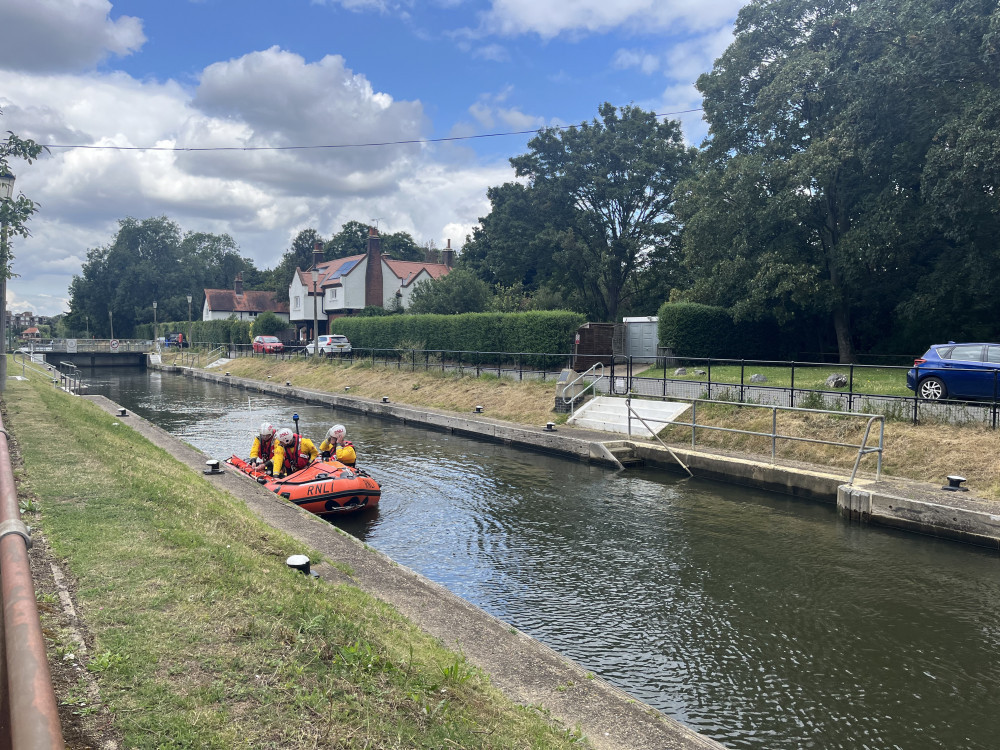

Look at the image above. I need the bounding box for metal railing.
[561,362,605,416]
[57,361,82,393]
[624,396,884,485]
[0,384,65,747]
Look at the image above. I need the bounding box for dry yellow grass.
[207,356,1000,501]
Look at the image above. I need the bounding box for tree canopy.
[0,121,47,281]
[678,0,1000,361]
[463,103,695,322]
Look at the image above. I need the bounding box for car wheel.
[918,376,947,400]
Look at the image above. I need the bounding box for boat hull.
[226,455,381,516]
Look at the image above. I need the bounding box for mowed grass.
[7,372,586,749]
[641,363,913,397]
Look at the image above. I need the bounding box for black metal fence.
[212,345,1000,428]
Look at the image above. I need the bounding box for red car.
[252,335,284,353]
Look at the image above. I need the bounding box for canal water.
[83,368,1000,750]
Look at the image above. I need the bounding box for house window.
[331,289,337,300]
[294,296,300,310]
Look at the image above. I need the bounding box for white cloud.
[1,49,514,316]
[0,0,144,72]
[479,0,745,38]
[612,49,663,75]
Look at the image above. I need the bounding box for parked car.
[252,335,284,354]
[310,334,352,355]
[906,342,1000,400]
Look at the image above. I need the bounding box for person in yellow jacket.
[319,423,357,467]
[249,422,277,468]
[271,427,319,477]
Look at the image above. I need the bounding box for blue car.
[907,342,1000,400]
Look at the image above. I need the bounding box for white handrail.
[562,362,605,416]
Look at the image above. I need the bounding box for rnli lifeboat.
[226,455,381,516]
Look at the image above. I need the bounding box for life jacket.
[335,441,357,467]
[281,434,310,473]
[259,436,274,462]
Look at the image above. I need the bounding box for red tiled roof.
[384,259,451,287]
[204,289,289,314]
[296,254,364,289]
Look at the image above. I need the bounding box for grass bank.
[7,371,585,748]
[215,357,1000,501]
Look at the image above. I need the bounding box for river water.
[83,368,1000,750]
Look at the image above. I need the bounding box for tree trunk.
[833,300,856,364]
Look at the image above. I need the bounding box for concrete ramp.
[569,396,690,438]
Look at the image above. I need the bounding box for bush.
[333,311,585,367]
[658,302,779,359]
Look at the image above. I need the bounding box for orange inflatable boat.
[226,455,381,516]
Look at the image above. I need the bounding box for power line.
[37,108,705,153]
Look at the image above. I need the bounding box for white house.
[288,227,453,340]
[203,273,290,322]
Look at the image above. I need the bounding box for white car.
[312,334,352,354]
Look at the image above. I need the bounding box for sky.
[0,0,745,318]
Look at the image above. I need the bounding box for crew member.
[272,427,319,477]
[319,423,356,467]
[249,422,277,468]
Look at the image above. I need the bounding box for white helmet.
[276,428,295,446]
[259,422,276,439]
[327,424,346,441]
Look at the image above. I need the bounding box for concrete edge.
[82,393,727,750]
[159,364,1000,550]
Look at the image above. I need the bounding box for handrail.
[626,396,884,485]
[562,362,605,416]
[0,405,65,747]
[624,394,693,477]
[202,346,226,368]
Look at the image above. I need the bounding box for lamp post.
[152,300,157,345]
[187,294,193,349]
[311,268,319,359]
[109,309,114,340]
[0,170,15,391]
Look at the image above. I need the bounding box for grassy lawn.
[640,363,914,397]
[7,370,586,749]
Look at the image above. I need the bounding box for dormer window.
[294,296,300,310]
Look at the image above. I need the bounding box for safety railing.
[561,363,605,417]
[625,396,884,485]
[0,390,65,747]
[57,361,82,393]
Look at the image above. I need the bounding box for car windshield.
[331,336,348,342]
[261,337,280,343]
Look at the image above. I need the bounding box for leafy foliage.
[250,311,286,337]
[407,269,492,315]
[466,103,695,322]
[0,123,47,281]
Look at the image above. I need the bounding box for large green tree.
[467,104,695,322]
[327,221,423,262]
[680,0,1000,361]
[407,269,491,315]
[68,217,258,338]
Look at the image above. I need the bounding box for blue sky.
[1,0,743,317]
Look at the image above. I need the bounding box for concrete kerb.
[84,393,727,750]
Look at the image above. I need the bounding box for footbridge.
[18,339,153,368]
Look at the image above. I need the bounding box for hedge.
[657,302,779,360]
[135,318,253,345]
[332,311,586,366]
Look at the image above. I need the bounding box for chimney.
[312,241,323,270]
[365,226,384,308]
[441,239,455,268]
[234,272,244,296]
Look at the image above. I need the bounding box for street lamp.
[311,268,319,359]
[109,309,114,340]
[0,170,15,391]
[187,294,193,349]
[152,300,157,346]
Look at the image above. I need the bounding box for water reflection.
[83,368,1000,750]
